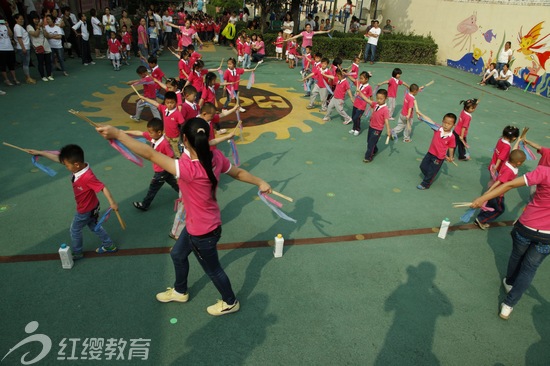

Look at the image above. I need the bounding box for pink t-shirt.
[428,128,456,159]
[107,39,122,53]
[201,84,219,104]
[224,67,245,91]
[243,42,251,55]
[348,63,359,79]
[188,69,208,93]
[521,165,550,230]
[255,40,265,55]
[181,100,199,122]
[489,138,511,173]
[498,162,518,185]
[159,105,184,139]
[454,110,472,138]
[175,149,232,235]
[313,67,331,88]
[369,102,389,130]
[179,26,197,47]
[143,133,174,172]
[333,78,350,99]
[537,147,550,167]
[301,30,314,48]
[178,59,191,80]
[387,77,403,98]
[72,166,104,214]
[138,25,147,45]
[400,93,415,117]
[353,83,372,110]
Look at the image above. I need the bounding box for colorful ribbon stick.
[236,109,241,123]
[324,80,334,95]
[246,72,255,89]
[31,150,59,177]
[419,116,439,131]
[258,191,297,223]
[327,32,333,39]
[391,129,398,142]
[132,79,155,86]
[217,69,225,82]
[94,208,112,232]
[519,141,537,161]
[227,85,236,99]
[228,139,240,166]
[460,208,476,223]
[109,139,143,167]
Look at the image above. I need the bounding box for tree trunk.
[291,0,301,34]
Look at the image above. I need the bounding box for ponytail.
[459,98,478,110]
[182,118,218,200]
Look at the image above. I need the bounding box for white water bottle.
[274,234,284,258]
[438,218,451,239]
[59,243,74,269]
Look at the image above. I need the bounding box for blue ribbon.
[258,191,297,223]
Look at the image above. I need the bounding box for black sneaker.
[133,202,148,211]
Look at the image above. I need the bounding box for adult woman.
[0,16,19,85]
[119,9,132,31]
[44,14,68,76]
[165,18,203,49]
[13,13,35,83]
[471,164,550,320]
[102,7,116,41]
[89,8,103,58]
[496,41,513,72]
[27,12,52,82]
[288,23,332,68]
[97,118,271,316]
[137,18,148,58]
[282,12,293,40]
[251,33,265,63]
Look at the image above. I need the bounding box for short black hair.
[164,91,177,102]
[147,56,158,64]
[391,68,402,77]
[136,65,148,74]
[59,144,84,164]
[444,113,457,124]
[147,118,164,132]
[376,89,388,98]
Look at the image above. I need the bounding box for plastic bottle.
[59,243,74,269]
[438,218,451,239]
[274,234,284,258]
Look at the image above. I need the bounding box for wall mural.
[447,16,550,98]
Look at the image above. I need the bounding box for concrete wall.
[379,0,550,97]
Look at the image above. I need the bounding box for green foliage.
[258,32,438,65]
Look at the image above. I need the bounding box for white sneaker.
[48,76,54,81]
[322,116,330,121]
[349,129,355,134]
[353,131,359,136]
[0,90,5,96]
[156,288,189,303]
[130,115,140,122]
[502,278,513,294]
[207,299,240,316]
[239,107,246,112]
[42,77,48,82]
[500,303,513,320]
[90,61,96,65]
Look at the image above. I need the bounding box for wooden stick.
[68,109,100,127]
[232,120,242,136]
[130,84,142,97]
[218,58,224,70]
[424,80,434,87]
[114,210,126,230]
[513,127,529,150]
[453,203,471,208]
[272,190,294,202]
[452,202,472,205]
[451,160,459,167]
[3,142,30,153]
[385,135,390,145]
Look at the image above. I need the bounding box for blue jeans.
[17,49,31,77]
[70,206,113,254]
[364,43,377,62]
[504,222,550,307]
[364,127,382,161]
[171,226,236,304]
[141,170,179,208]
[149,38,159,56]
[351,106,365,132]
[496,62,506,72]
[419,152,444,188]
[51,48,66,72]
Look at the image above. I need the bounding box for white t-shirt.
[45,24,63,49]
[14,24,30,50]
[91,17,102,35]
[0,24,14,51]
[283,20,294,34]
[102,14,116,33]
[153,13,162,31]
[27,25,51,52]
[500,70,513,84]
[367,27,381,46]
[229,16,238,24]
[72,20,89,41]
[162,15,172,32]
[497,48,513,64]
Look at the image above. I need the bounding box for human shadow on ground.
[524,286,550,366]
[189,196,331,301]
[169,293,276,365]
[374,262,453,366]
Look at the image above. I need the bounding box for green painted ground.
[1,44,549,365]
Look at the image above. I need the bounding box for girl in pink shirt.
[348,71,373,135]
[322,69,353,124]
[97,118,271,316]
[453,98,478,161]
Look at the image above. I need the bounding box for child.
[222,58,253,111]
[107,31,122,71]
[377,68,410,120]
[27,144,118,259]
[303,57,332,111]
[475,150,526,229]
[454,98,478,160]
[187,44,202,64]
[274,31,284,60]
[236,32,245,66]
[139,91,184,157]
[148,56,165,99]
[121,25,132,63]
[304,51,321,97]
[363,89,391,163]
[148,19,159,56]
[179,85,199,122]
[286,35,297,69]
[489,125,519,178]
[125,118,179,211]
[480,62,497,86]
[348,71,373,136]
[392,84,424,142]
[243,35,252,69]
[322,69,352,124]
[128,65,161,121]
[417,113,457,190]
[184,59,215,103]
[343,56,360,80]
[175,49,191,90]
[97,118,271,316]
[153,77,183,108]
